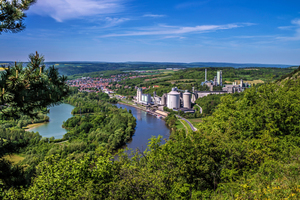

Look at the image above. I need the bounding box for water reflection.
[115,104,170,152]
[29,103,170,153]
[29,104,74,139]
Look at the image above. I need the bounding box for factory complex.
[136,87,195,113]
[135,69,252,112]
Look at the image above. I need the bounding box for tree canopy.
[0,52,69,118]
[0,0,35,33]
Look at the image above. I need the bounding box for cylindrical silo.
[183,90,191,109]
[161,94,167,106]
[167,88,180,109]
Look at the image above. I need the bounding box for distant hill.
[0,61,295,76]
[187,62,292,68]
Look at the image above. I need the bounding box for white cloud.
[277,18,300,41]
[163,35,186,40]
[101,23,254,37]
[29,0,125,22]
[143,14,165,18]
[104,17,130,27]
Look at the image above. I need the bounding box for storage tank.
[161,94,167,106]
[137,88,142,102]
[167,88,180,109]
[183,90,191,109]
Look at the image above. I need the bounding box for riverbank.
[24,122,48,132]
[117,101,167,119]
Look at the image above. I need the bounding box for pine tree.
[0,0,36,33]
[0,52,69,118]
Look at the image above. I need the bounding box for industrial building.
[201,69,222,90]
[217,70,222,86]
[222,79,251,93]
[194,71,250,100]
[136,88,152,105]
[183,90,191,109]
[167,88,181,109]
[135,70,250,112]
[136,87,195,112]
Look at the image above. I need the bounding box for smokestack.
[205,69,207,82]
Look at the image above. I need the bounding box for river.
[29,103,170,151]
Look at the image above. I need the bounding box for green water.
[29,104,74,139]
[29,103,170,151]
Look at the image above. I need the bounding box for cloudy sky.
[1,0,300,65]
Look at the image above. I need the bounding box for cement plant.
[135,69,251,112]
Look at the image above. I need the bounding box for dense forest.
[0,92,137,196]
[63,92,136,149]
[2,66,300,199]
[171,67,294,82]
[195,92,244,116]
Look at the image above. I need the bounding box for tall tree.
[0,52,69,118]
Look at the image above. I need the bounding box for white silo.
[161,93,167,106]
[137,88,143,103]
[167,88,180,109]
[183,90,191,109]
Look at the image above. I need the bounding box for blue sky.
[1,0,300,65]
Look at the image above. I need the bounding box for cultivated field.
[225,80,265,84]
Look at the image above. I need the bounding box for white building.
[167,88,180,109]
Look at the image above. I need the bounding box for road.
[195,104,203,114]
[176,115,198,132]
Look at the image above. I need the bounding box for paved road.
[195,104,203,114]
[176,115,198,132]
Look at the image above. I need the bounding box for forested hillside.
[3,68,300,199]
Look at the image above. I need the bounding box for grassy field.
[180,120,193,134]
[3,154,25,164]
[176,120,184,130]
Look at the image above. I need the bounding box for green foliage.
[0,0,36,33]
[63,92,136,150]
[4,148,114,199]
[3,70,300,199]
[0,52,69,118]
[276,66,300,82]
[172,67,294,82]
[53,62,185,76]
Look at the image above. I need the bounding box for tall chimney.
[205,69,207,82]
